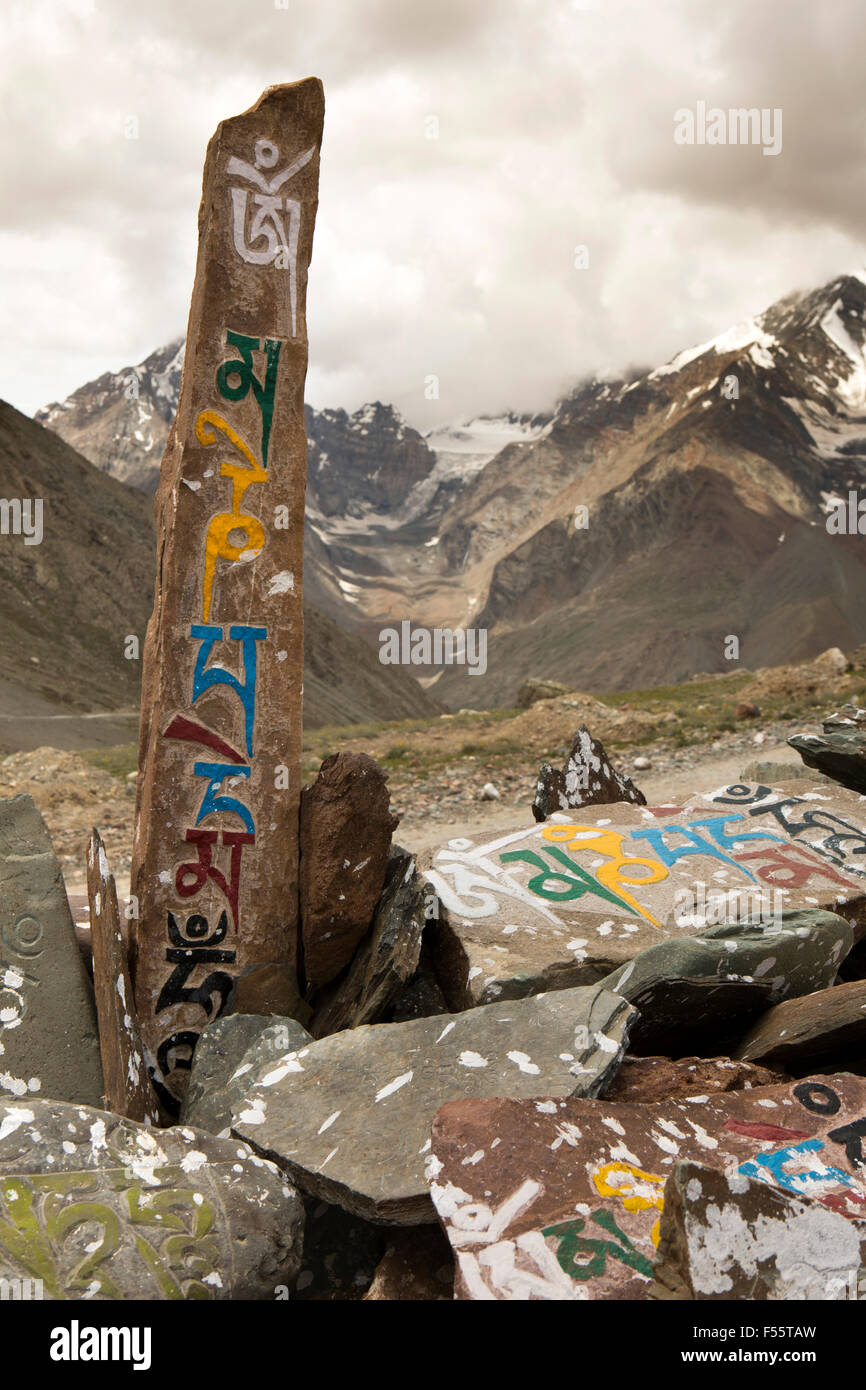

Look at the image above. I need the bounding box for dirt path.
[392,741,809,855]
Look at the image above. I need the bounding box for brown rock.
[230,962,311,1025]
[735,702,761,720]
[428,1074,866,1300]
[129,81,324,1115]
[300,753,399,993]
[605,1054,783,1105]
[532,726,646,822]
[516,678,569,708]
[363,1226,454,1300]
[651,1160,866,1300]
[734,978,866,1069]
[87,829,159,1123]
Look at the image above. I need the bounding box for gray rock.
[233,985,635,1224]
[0,1099,303,1299]
[824,704,866,731]
[311,846,431,1038]
[598,909,855,1054]
[739,759,824,785]
[0,795,103,1106]
[789,730,866,796]
[602,908,855,1007]
[181,1013,311,1135]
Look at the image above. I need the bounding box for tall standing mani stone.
[131,81,325,1116]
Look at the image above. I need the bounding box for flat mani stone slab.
[232,985,635,1224]
[427,1074,866,1300]
[0,795,103,1106]
[651,1159,866,1300]
[422,782,866,1010]
[0,1099,304,1299]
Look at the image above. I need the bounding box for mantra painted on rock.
[428,1075,866,1301]
[131,82,324,1116]
[151,356,275,1104]
[425,784,866,928]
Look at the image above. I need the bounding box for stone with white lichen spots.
[650,1159,866,1300]
[0,1099,303,1298]
[232,984,636,1224]
[180,1012,311,1135]
[596,907,856,1055]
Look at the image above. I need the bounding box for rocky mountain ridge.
[35,271,866,706]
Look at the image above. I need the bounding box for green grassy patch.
[80,744,138,779]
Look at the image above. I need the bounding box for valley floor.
[3,649,859,907]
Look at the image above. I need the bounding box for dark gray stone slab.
[0,796,102,1106]
[601,908,855,1008]
[789,730,866,796]
[311,846,432,1037]
[180,1013,311,1135]
[734,979,866,1069]
[234,985,635,1224]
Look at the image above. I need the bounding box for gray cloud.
[1,0,864,427]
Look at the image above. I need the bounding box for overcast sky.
[2,0,865,427]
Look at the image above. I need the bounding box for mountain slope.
[0,397,154,713]
[36,340,185,490]
[35,271,866,711]
[0,401,439,733]
[432,271,866,705]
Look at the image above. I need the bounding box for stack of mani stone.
[3,709,866,1302]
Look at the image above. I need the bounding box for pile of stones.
[1,717,865,1301]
